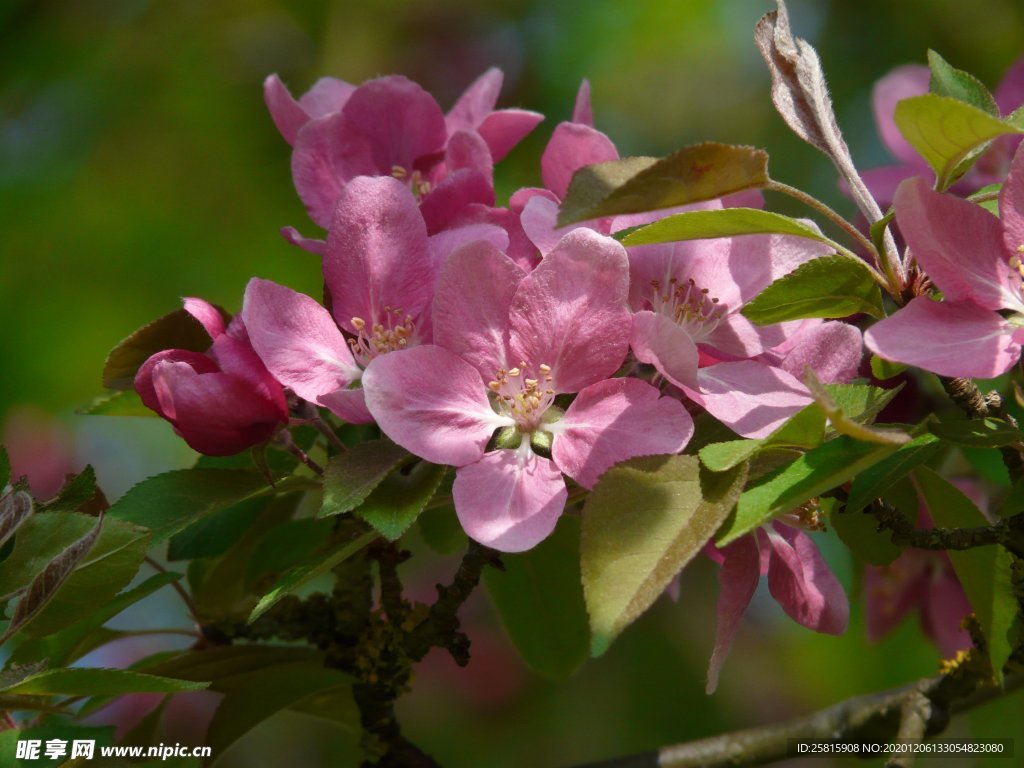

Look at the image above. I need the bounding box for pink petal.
[427,222,510,273]
[540,122,618,199]
[776,321,863,384]
[510,229,630,393]
[446,68,502,136]
[630,310,699,390]
[432,241,522,379]
[317,386,374,425]
[135,350,217,417]
[362,345,514,467]
[995,54,1024,116]
[706,535,761,694]
[873,65,931,166]
[572,80,593,126]
[452,449,566,552]
[447,203,540,272]
[298,77,355,119]
[207,335,287,416]
[291,113,347,228]
[763,524,848,635]
[445,129,494,182]
[551,377,693,489]
[264,74,310,146]
[705,313,787,360]
[152,364,285,456]
[520,195,582,257]
[999,143,1024,260]
[864,559,929,644]
[921,569,973,657]
[324,175,434,334]
[182,297,225,339]
[337,75,447,178]
[691,362,811,439]
[280,226,326,256]
[419,168,495,234]
[895,178,1022,311]
[864,297,1020,378]
[477,109,544,163]
[241,278,359,404]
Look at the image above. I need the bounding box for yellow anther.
[508,367,521,377]
[539,364,551,375]
[391,165,407,179]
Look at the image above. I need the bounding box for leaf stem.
[143,556,200,623]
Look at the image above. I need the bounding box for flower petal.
[136,350,218,417]
[572,80,593,126]
[864,297,1020,378]
[510,229,630,393]
[776,320,863,384]
[280,226,326,256]
[540,122,618,199]
[477,109,544,163]
[336,75,447,178]
[873,65,931,165]
[362,345,513,467]
[264,74,310,146]
[551,377,694,489]
[182,297,225,339]
[895,177,1021,311]
[706,535,761,694]
[298,76,355,119]
[433,240,522,379]
[864,558,929,644]
[324,175,434,333]
[445,129,494,182]
[763,523,848,635]
[317,386,374,425]
[242,278,359,404]
[419,168,495,234]
[446,68,502,136]
[691,362,811,439]
[630,310,699,390]
[453,448,566,552]
[921,568,973,658]
[291,113,348,227]
[1000,143,1024,261]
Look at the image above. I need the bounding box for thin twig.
[144,556,200,622]
[276,430,324,476]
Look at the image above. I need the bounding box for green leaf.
[0,490,34,552]
[0,512,97,599]
[699,403,825,472]
[927,50,999,116]
[619,207,833,247]
[830,503,903,567]
[108,468,268,543]
[79,389,156,417]
[825,382,903,426]
[320,439,410,517]
[742,255,883,324]
[582,455,747,656]
[206,662,353,762]
[718,436,897,547]
[0,667,207,696]
[805,370,910,446]
[245,518,336,587]
[103,307,218,390]
[870,354,906,380]
[37,465,99,514]
[417,504,466,555]
[8,572,181,667]
[869,209,895,264]
[893,94,1023,190]
[143,645,322,682]
[845,433,943,514]
[250,529,377,621]
[1,515,104,643]
[484,516,589,678]
[167,496,267,561]
[355,461,446,541]
[915,467,1017,682]
[557,143,769,226]
[19,517,151,638]
[929,417,1024,448]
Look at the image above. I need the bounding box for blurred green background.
[3,0,1024,766]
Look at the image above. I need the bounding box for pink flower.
[860,56,1024,207]
[135,300,288,456]
[706,520,848,694]
[865,147,1024,378]
[267,69,542,231]
[242,176,508,423]
[362,229,694,552]
[625,215,840,437]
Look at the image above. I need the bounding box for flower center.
[647,276,727,341]
[391,165,432,199]
[487,361,556,432]
[348,307,415,367]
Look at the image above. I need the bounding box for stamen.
[347,311,417,366]
[486,361,557,432]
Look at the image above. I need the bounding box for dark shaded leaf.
[79,389,156,417]
[355,461,446,540]
[102,307,217,390]
[557,143,768,226]
[928,50,999,116]
[620,207,831,247]
[930,418,1024,448]
[805,370,909,445]
[0,667,207,695]
[846,433,943,514]
[320,439,410,517]
[167,497,267,561]
[484,516,589,678]
[38,466,104,515]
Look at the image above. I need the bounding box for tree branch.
[568,659,1023,768]
[865,499,1024,559]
